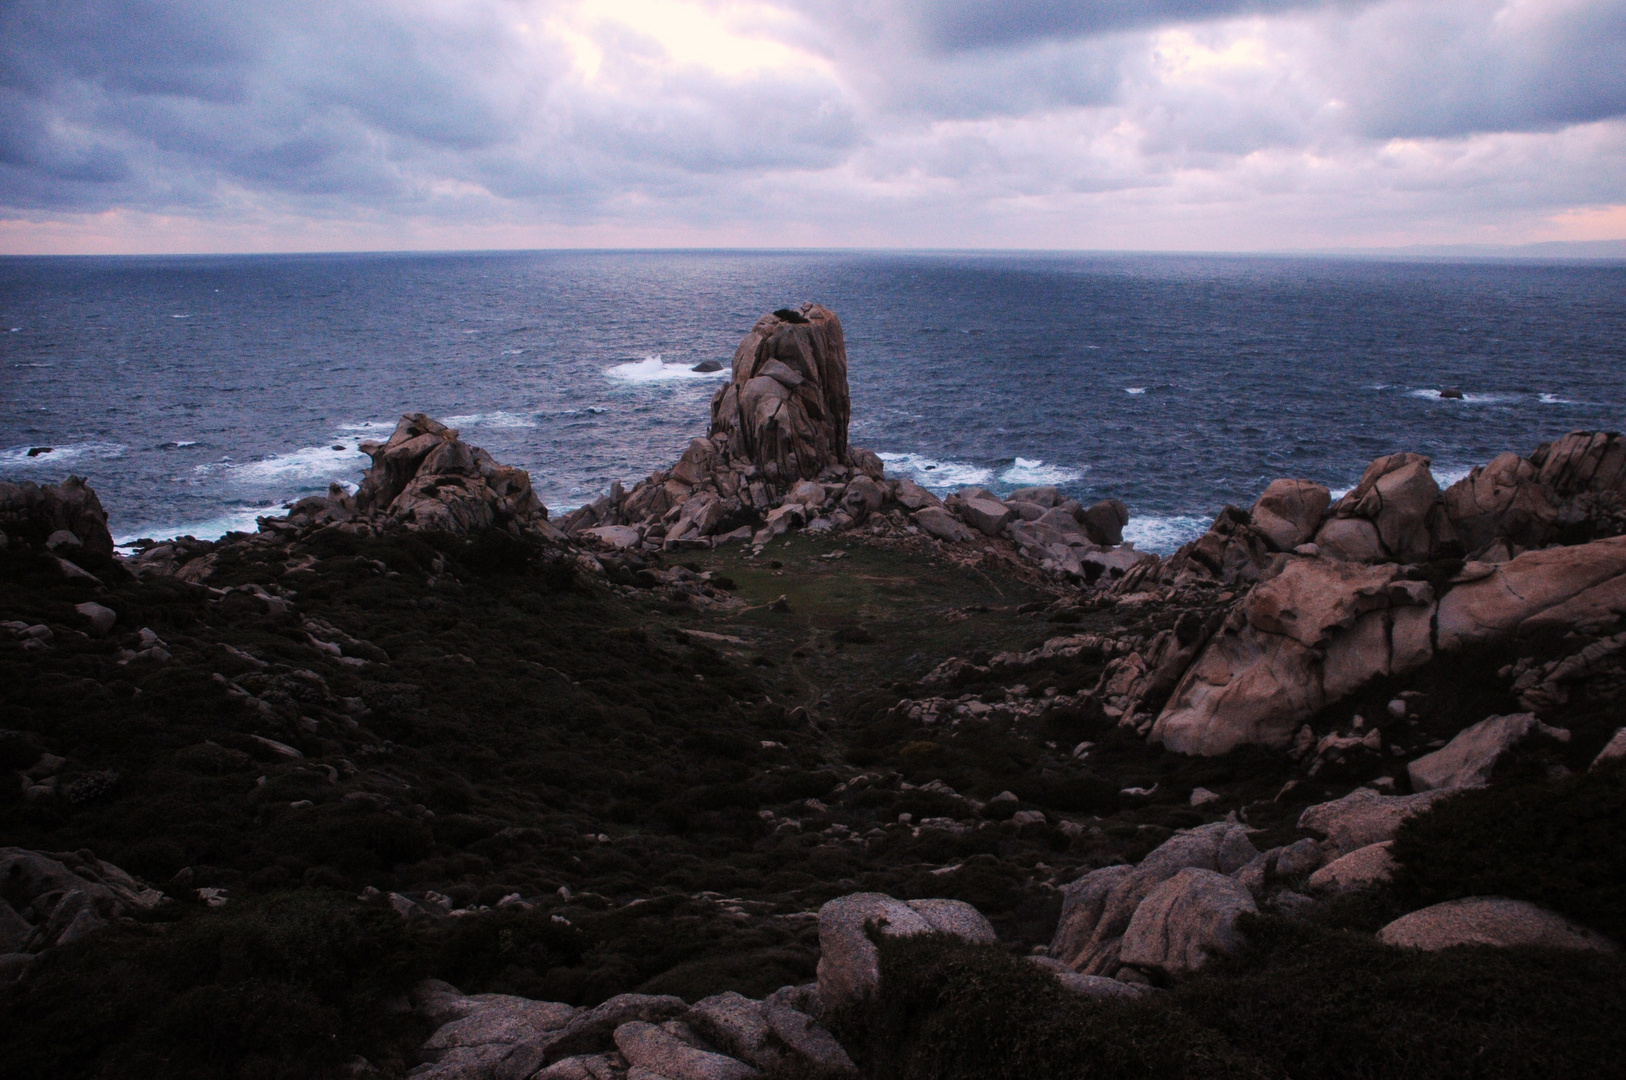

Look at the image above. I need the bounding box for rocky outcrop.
[1151,557,1436,754]
[0,848,165,978]
[1378,897,1616,953]
[0,475,115,558]
[408,976,855,1080]
[1251,479,1331,552]
[710,305,852,485]
[1406,713,1570,792]
[1443,431,1626,557]
[1318,452,1458,564]
[1117,867,1257,975]
[1050,822,1262,977]
[350,413,554,537]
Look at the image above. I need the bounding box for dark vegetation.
[844,925,1626,1080]
[4,524,1623,1077]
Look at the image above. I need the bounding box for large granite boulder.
[708,304,852,486]
[1118,867,1257,975]
[0,475,115,557]
[1442,431,1626,557]
[1296,788,1453,857]
[815,893,994,1010]
[1407,713,1570,792]
[1378,897,1616,953]
[1436,534,1626,644]
[1251,479,1330,552]
[1050,822,1257,976]
[352,413,552,537]
[1151,557,1436,754]
[1317,453,1456,563]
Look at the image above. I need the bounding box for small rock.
[1589,727,1626,770]
[1118,867,1257,974]
[1408,713,1569,791]
[1307,841,1396,893]
[74,601,118,636]
[1189,787,1221,807]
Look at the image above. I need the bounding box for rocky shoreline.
[3,305,1624,1079]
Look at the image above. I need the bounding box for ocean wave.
[1124,387,1147,395]
[1122,514,1211,555]
[444,411,539,430]
[1408,388,1522,404]
[1433,465,1473,488]
[877,452,994,489]
[999,458,1085,486]
[0,441,126,470]
[198,443,368,487]
[114,503,286,547]
[336,420,396,435]
[605,355,728,383]
[1539,393,1577,404]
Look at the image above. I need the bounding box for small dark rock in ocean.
[26,447,53,457]
[692,360,723,372]
[1439,387,1465,399]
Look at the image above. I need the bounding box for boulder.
[1307,842,1396,892]
[1118,868,1257,975]
[1151,558,1436,755]
[0,848,164,953]
[912,505,976,543]
[544,994,690,1062]
[1325,452,1455,563]
[1008,485,1062,508]
[1442,451,1557,555]
[1296,788,1453,857]
[1314,517,1384,563]
[0,475,115,557]
[613,1021,758,1080]
[1407,713,1570,792]
[1251,479,1331,552]
[74,601,118,637]
[1378,897,1616,953]
[1436,535,1626,645]
[893,478,941,511]
[763,1005,857,1075]
[689,993,774,1069]
[904,898,997,943]
[951,490,1016,537]
[708,304,852,484]
[1050,823,1257,976]
[1592,727,1626,770]
[1079,499,1129,546]
[817,893,967,1009]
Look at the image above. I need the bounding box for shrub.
[1390,764,1626,940]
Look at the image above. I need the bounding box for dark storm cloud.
[902,0,1348,50]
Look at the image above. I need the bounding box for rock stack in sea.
[560,303,1150,580]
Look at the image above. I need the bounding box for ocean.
[3,250,1624,553]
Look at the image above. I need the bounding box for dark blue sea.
[3,251,1624,553]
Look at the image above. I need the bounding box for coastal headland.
[3,306,1624,1079]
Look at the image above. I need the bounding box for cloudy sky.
[2,0,1624,253]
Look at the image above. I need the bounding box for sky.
[2,0,1624,254]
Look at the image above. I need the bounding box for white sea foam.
[114,503,286,547]
[1539,393,1576,404]
[444,411,539,430]
[877,452,993,489]
[1125,387,1147,395]
[999,458,1085,486]
[605,355,728,383]
[1433,465,1473,488]
[0,441,126,470]
[1123,514,1211,555]
[1408,388,1522,404]
[198,443,368,487]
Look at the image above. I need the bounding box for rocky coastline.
[3,305,1624,1079]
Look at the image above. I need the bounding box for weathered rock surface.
[0,848,164,970]
[1407,713,1570,792]
[1378,897,1617,953]
[1151,557,1435,754]
[816,892,997,1009]
[1050,822,1258,976]
[1592,727,1626,770]
[1443,431,1626,556]
[1251,479,1331,552]
[1118,867,1257,975]
[1307,841,1396,893]
[1296,788,1453,857]
[0,475,114,557]
[614,1020,758,1080]
[353,413,554,537]
[1436,535,1626,644]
